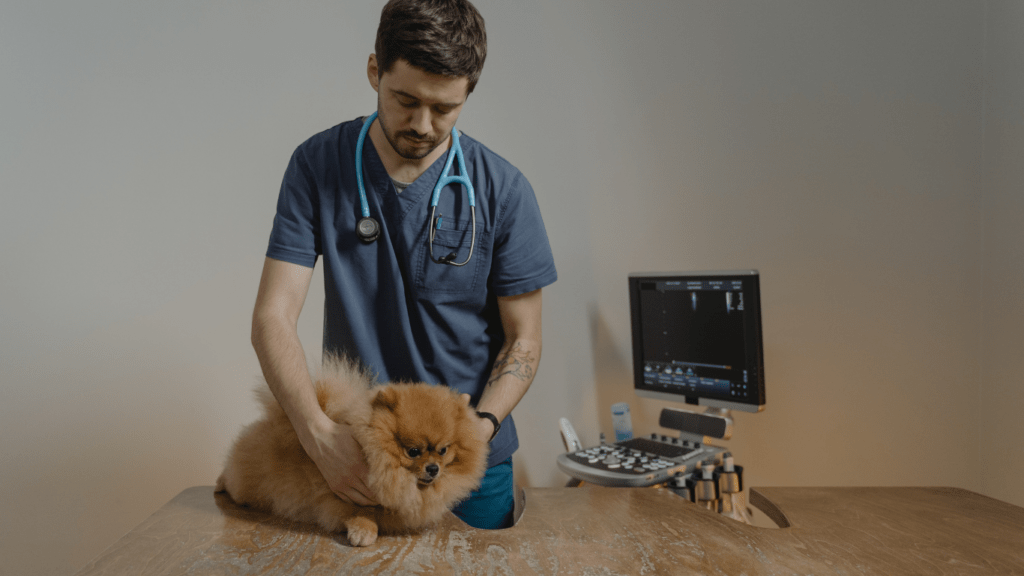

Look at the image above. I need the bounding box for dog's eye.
[407,447,422,458]
[438,446,448,456]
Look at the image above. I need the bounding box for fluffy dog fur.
[216,357,489,546]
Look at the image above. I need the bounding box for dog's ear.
[372,387,399,412]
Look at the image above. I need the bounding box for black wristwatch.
[475,411,501,442]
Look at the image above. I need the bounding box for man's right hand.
[251,257,379,507]
[306,414,379,507]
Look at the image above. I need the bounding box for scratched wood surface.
[75,485,1024,575]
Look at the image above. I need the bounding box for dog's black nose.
[426,464,439,477]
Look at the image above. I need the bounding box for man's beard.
[377,105,446,160]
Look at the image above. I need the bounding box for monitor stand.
[659,406,734,444]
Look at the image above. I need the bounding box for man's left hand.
[461,393,495,443]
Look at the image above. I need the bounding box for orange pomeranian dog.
[216,356,489,546]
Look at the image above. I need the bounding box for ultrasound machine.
[557,271,766,511]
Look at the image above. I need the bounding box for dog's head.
[370,384,482,487]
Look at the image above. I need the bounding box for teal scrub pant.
[451,457,515,529]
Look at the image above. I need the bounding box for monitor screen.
[628,271,766,413]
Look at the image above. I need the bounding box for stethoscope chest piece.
[357,217,380,243]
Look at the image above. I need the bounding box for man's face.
[368,56,470,160]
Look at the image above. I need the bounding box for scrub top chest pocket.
[415,219,486,295]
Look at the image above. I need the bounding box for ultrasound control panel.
[556,434,726,487]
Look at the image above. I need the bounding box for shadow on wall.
[587,305,661,440]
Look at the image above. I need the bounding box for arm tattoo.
[487,341,536,386]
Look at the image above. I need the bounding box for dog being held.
[216,356,489,546]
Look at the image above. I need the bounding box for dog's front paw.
[344,517,378,547]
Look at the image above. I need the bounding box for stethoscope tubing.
[355,113,375,219]
[354,111,476,266]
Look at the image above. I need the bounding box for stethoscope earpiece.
[356,217,381,243]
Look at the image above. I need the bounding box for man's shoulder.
[285,119,365,181]
[460,133,520,172]
[294,119,358,155]
[459,132,527,190]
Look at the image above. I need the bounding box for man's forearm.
[474,289,544,438]
[475,338,541,423]
[251,311,328,446]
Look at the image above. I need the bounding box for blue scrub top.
[266,117,557,466]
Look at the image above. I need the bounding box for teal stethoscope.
[354,111,476,266]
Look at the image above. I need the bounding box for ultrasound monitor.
[629,270,766,413]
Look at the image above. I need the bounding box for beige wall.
[0,2,1018,575]
[545,1,986,497]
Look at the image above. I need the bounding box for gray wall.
[981,0,1024,506]
[1,2,1019,575]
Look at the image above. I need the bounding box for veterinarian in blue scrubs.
[251,0,556,530]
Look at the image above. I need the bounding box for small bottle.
[611,402,633,442]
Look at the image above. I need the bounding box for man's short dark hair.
[375,0,487,94]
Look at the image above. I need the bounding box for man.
[251,0,557,530]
